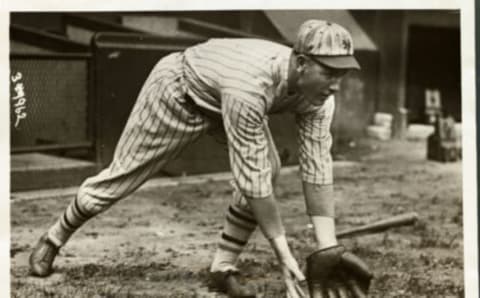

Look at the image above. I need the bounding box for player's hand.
[269,235,307,298]
[280,254,307,298]
[306,245,373,298]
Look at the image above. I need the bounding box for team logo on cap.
[341,36,352,52]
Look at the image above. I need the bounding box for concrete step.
[11,153,97,192]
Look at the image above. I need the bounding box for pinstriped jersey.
[183,38,334,199]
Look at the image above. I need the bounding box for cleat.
[29,233,59,277]
[209,270,257,298]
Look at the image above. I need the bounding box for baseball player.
[30,20,372,298]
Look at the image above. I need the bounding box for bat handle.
[336,212,419,239]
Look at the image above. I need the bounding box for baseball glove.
[306,244,373,298]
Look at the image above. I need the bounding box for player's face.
[297,56,349,106]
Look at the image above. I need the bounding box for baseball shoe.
[209,270,257,298]
[29,233,59,277]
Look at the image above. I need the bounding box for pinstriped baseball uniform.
[47,38,335,247]
[183,38,334,198]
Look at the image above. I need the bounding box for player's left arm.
[295,96,338,250]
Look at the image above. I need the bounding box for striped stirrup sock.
[47,196,93,247]
[210,204,257,272]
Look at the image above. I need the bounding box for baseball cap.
[293,19,360,70]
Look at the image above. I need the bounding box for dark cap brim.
[314,55,361,70]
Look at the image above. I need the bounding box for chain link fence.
[10,53,93,153]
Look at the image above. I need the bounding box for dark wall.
[351,11,408,137]
[373,12,407,118]
[406,25,461,123]
[11,12,122,33]
[92,34,200,169]
[123,10,281,39]
[10,41,57,54]
[10,56,90,149]
[333,50,379,142]
[11,13,64,34]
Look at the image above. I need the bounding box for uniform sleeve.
[295,96,335,185]
[221,91,273,199]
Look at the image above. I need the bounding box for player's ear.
[295,54,308,73]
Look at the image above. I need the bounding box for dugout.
[9,11,382,189]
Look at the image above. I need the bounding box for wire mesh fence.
[10,54,93,153]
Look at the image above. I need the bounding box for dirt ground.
[10,138,463,297]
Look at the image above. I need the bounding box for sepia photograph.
[6,4,476,298]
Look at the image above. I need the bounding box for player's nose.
[328,79,341,92]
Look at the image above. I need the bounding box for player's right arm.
[295,96,338,250]
[221,91,306,298]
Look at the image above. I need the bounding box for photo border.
[1,1,476,297]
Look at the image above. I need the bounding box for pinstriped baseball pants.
[75,52,281,217]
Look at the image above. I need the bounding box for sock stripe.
[61,213,76,231]
[219,242,242,253]
[226,213,256,232]
[49,199,90,247]
[66,204,86,225]
[229,206,256,225]
[211,204,258,273]
[221,232,247,246]
[74,196,91,219]
[71,202,88,222]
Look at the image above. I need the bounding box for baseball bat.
[335,212,419,239]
